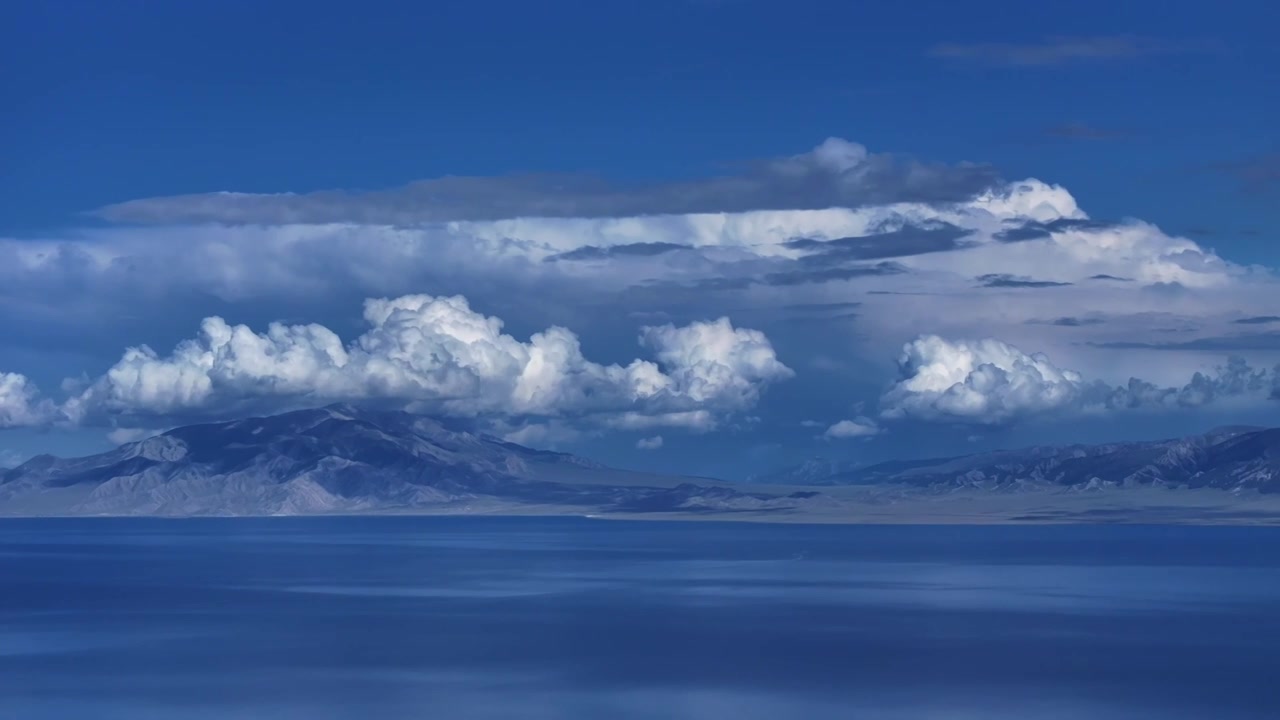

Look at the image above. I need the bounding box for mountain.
[747,458,866,486]
[755,425,1280,493]
[0,405,796,517]
[6,409,1280,520]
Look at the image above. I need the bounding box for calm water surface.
[1,517,1278,719]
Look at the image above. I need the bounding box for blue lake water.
[1,517,1278,719]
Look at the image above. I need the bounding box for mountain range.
[2,406,1279,519]
[0,405,797,517]
[751,425,1280,492]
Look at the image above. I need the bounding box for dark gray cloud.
[977,274,1072,289]
[1093,333,1280,351]
[784,223,973,261]
[1030,316,1106,327]
[930,35,1186,67]
[639,260,907,296]
[780,301,864,312]
[762,263,907,287]
[995,217,1111,242]
[1235,315,1280,325]
[546,242,689,262]
[93,139,1001,225]
[1089,274,1134,282]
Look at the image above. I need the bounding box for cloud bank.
[38,295,791,431]
[883,335,1280,424]
[94,139,1000,226]
[2,137,1278,451]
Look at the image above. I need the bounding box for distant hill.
[0,405,791,516]
[752,426,1280,493]
[5,408,1280,519]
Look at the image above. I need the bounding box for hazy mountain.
[756,426,1280,493]
[5,408,1280,520]
[0,405,794,517]
[747,458,867,486]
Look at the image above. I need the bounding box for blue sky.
[1,0,1278,477]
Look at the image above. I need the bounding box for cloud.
[5,174,1185,347]
[881,335,1279,424]
[3,139,1278,452]
[603,410,716,431]
[636,435,664,450]
[93,139,1000,225]
[930,35,1182,66]
[546,242,690,262]
[2,174,1104,358]
[641,317,794,402]
[0,373,55,428]
[753,261,908,288]
[781,301,864,313]
[1035,316,1106,327]
[106,427,160,445]
[1235,316,1280,325]
[994,218,1110,243]
[783,223,973,261]
[882,336,1087,423]
[51,295,791,431]
[495,420,584,447]
[0,449,25,468]
[977,274,1072,288]
[823,417,881,439]
[1093,332,1280,351]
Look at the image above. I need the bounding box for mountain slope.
[755,426,1280,493]
[7,409,1280,520]
[0,405,788,516]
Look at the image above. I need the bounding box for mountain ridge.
[753,425,1280,492]
[0,405,790,516]
[4,407,1280,519]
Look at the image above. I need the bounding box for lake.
[2,517,1278,719]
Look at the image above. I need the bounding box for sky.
[1,0,1278,478]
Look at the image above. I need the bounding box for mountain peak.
[0,405,729,516]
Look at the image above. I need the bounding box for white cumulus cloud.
[881,335,1280,424]
[0,373,55,428]
[59,294,791,431]
[2,138,1278,447]
[823,417,881,439]
[636,435,664,450]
